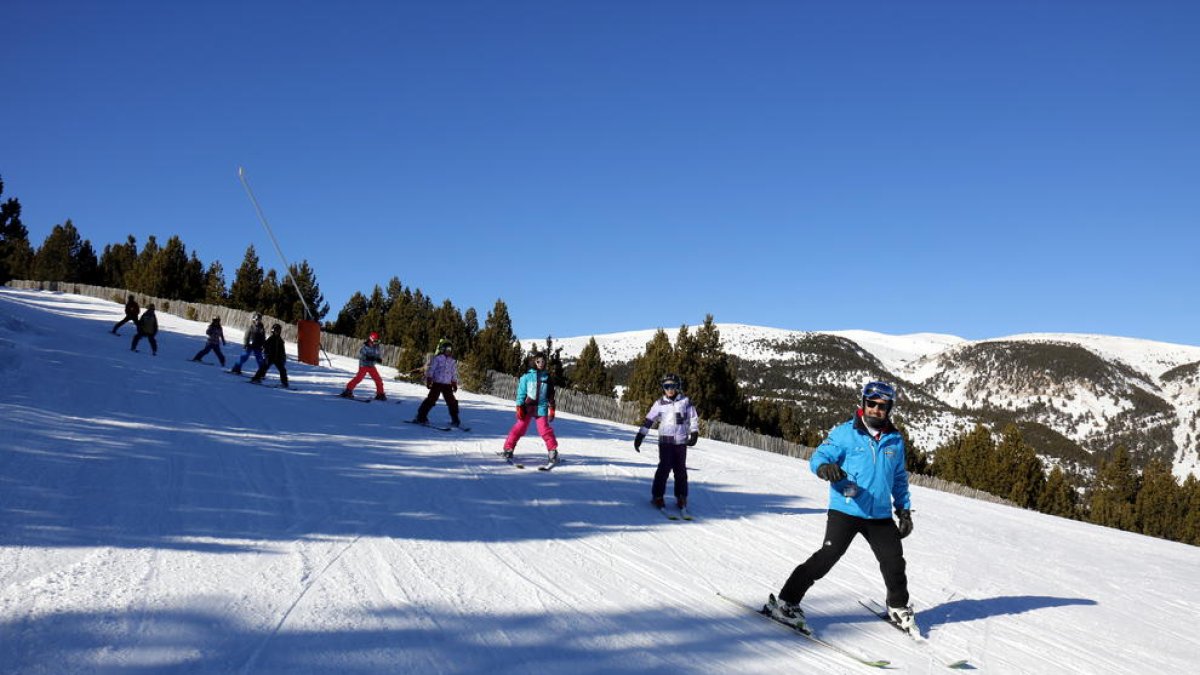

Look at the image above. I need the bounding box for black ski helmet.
[661,373,682,390]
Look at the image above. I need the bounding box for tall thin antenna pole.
[237,166,313,321]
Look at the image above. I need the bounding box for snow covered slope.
[3,288,1199,674]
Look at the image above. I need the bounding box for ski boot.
[339,390,354,399]
[764,594,810,634]
[887,605,920,636]
[373,392,387,401]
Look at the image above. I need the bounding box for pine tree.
[203,260,228,305]
[0,176,34,283]
[357,285,387,339]
[1088,445,1139,531]
[687,316,744,424]
[460,299,522,390]
[280,260,329,322]
[150,235,191,299]
[1181,475,1200,546]
[182,252,206,302]
[1037,466,1078,518]
[127,235,160,295]
[995,424,1045,508]
[32,220,92,282]
[570,337,615,397]
[623,329,675,415]
[260,270,285,319]
[330,291,369,336]
[99,236,138,289]
[1134,458,1184,540]
[932,424,994,488]
[229,245,264,311]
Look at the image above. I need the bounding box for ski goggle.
[662,382,679,390]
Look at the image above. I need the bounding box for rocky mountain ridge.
[540,325,1200,478]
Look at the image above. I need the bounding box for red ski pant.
[504,415,558,452]
[346,366,384,395]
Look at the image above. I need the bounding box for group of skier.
[118,299,919,636]
[111,294,159,356]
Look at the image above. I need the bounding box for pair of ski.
[658,504,693,521]
[333,393,386,404]
[717,593,970,670]
[406,419,471,433]
[497,452,557,471]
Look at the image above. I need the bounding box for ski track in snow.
[2,288,1200,674]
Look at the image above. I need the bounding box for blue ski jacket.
[515,368,556,417]
[810,412,911,519]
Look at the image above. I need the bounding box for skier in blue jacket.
[765,381,917,636]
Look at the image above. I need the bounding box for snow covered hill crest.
[543,325,1200,477]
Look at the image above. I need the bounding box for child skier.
[634,373,699,513]
[502,352,559,467]
[249,323,289,388]
[341,332,386,400]
[191,317,227,366]
[413,338,461,426]
[112,294,139,334]
[130,304,158,355]
[231,312,266,374]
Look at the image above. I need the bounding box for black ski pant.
[652,442,688,505]
[251,357,288,387]
[131,331,157,355]
[416,383,459,424]
[779,509,908,609]
[112,315,136,333]
[193,343,226,366]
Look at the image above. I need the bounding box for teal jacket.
[514,368,556,417]
[810,412,911,519]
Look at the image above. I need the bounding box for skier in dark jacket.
[191,317,227,366]
[111,295,139,334]
[231,312,266,374]
[765,381,916,636]
[130,304,158,355]
[250,323,288,388]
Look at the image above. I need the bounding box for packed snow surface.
[3,288,1199,674]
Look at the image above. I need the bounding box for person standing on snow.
[634,373,699,512]
[340,331,386,400]
[111,294,139,335]
[249,323,289,388]
[130,303,158,355]
[502,351,558,466]
[191,317,227,366]
[765,381,916,636]
[413,338,461,426]
[231,312,266,374]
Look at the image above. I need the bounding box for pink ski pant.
[504,415,558,451]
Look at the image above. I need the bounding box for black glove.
[816,463,846,482]
[896,509,913,539]
[633,433,645,452]
[687,431,699,447]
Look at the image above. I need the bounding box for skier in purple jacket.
[634,373,699,511]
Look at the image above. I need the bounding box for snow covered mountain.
[543,324,1200,478]
[3,287,1200,673]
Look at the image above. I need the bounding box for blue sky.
[5,1,1199,346]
